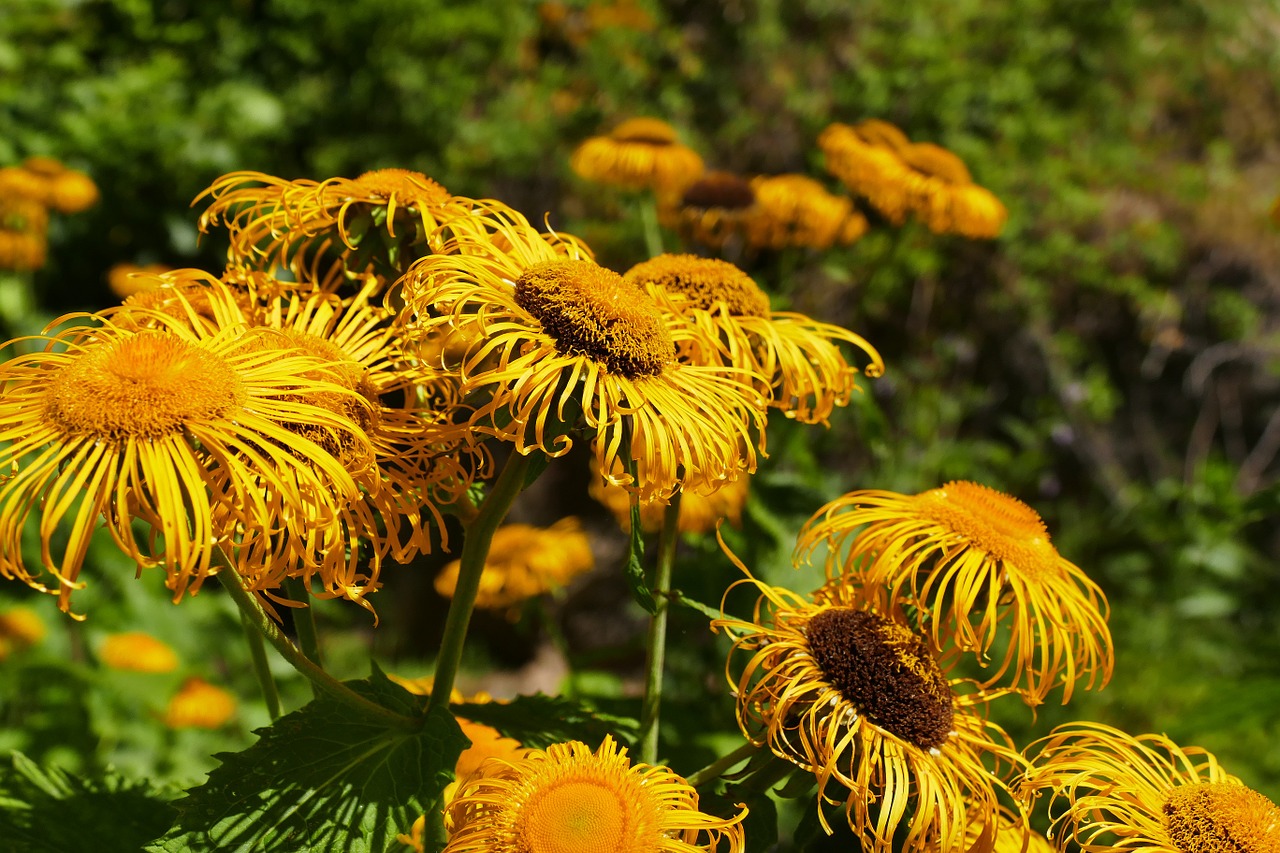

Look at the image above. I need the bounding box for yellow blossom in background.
[434,518,594,613]
[899,142,1007,238]
[46,169,100,214]
[591,473,749,535]
[795,481,1113,705]
[819,121,916,224]
[713,568,1020,846]
[746,174,868,251]
[162,677,237,729]
[99,631,179,673]
[106,262,173,299]
[570,117,704,195]
[660,170,758,253]
[1021,723,1280,853]
[0,194,48,272]
[0,605,46,660]
[625,253,882,424]
[443,735,746,853]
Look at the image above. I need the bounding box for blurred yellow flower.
[47,170,99,214]
[570,117,704,195]
[99,631,179,673]
[106,263,173,299]
[0,194,49,272]
[443,735,745,853]
[162,677,237,729]
[747,174,868,251]
[819,121,916,224]
[899,142,1007,239]
[434,518,594,613]
[0,606,46,660]
[660,170,758,253]
[591,472,749,536]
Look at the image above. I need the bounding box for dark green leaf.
[451,693,639,749]
[666,590,723,622]
[148,668,465,853]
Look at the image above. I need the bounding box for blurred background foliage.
[2,0,1278,821]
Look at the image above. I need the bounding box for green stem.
[638,494,681,764]
[687,740,760,787]
[283,576,323,699]
[240,611,282,720]
[427,451,534,714]
[219,560,417,729]
[638,194,665,258]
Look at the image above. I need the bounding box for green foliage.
[451,693,639,749]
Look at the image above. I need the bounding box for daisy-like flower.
[660,171,759,253]
[819,121,916,224]
[196,168,496,290]
[795,481,1113,704]
[898,142,1007,239]
[713,567,1019,847]
[624,253,882,424]
[0,315,371,615]
[1022,722,1280,853]
[0,193,48,272]
[434,518,595,614]
[570,117,705,196]
[162,677,238,729]
[98,632,180,673]
[746,174,868,251]
[443,734,745,853]
[394,213,766,501]
[591,471,749,535]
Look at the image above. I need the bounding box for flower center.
[1162,782,1280,853]
[609,118,677,146]
[901,143,973,185]
[515,260,674,378]
[805,607,954,750]
[912,481,1063,581]
[681,171,757,211]
[625,254,770,318]
[515,779,630,853]
[44,332,245,441]
[353,168,451,207]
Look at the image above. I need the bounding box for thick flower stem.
[427,451,534,714]
[240,611,282,720]
[639,494,681,764]
[282,576,324,698]
[219,561,418,730]
[637,194,665,259]
[687,740,760,788]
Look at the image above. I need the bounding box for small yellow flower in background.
[0,605,46,660]
[570,117,705,195]
[625,253,882,425]
[591,473,749,536]
[819,121,916,224]
[162,677,237,729]
[659,170,758,253]
[434,518,594,614]
[106,262,173,299]
[796,481,1113,705]
[443,735,746,853]
[1021,722,1280,853]
[713,570,1020,846]
[99,631,180,673]
[46,169,99,214]
[746,174,868,251]
[0,190,49,272]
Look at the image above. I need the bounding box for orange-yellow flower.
[0,606,46,660]
[162,677,238,729]
[591,472,749,536]
[660,171,758,253]
[747,174,868,251]
[99,631,179,673]
[106,263,174,299]
[570,118,705,195]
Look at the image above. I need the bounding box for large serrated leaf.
[0,751,178,853]
[148,669,466,853]
[451,693,639,750]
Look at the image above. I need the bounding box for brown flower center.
[805,608,954,750]
[624,254,769,318]
[44,332,245,441]
[1163,782,1280,853]
[515,260,674,379]
[609,117,678,146]
[681,171,756,211]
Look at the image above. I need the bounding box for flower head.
[899,142,1007,238]
[0,606,46,659]
[0,193,48,271]
[434,518,594,614]
[746,174,868,251]
[162,677,238,729]
[796,481,1113,704]
[443,734,745,853]
[819,121,916,224]
[713,567,1018,847]
[625,253,882,424]
[99,632,179,673]
[570,118,705,195]
[660,171,758,253]
[106,263,173,299]
[1022,723,1280,853]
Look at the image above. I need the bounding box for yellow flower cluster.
[0,157,98,271]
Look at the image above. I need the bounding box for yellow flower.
[395,217,766,501]
[819,122,916,224]
[0,316,374,615]
[570,118,705,195]
[746,174,868,251]
[106,263,174,299]
[46,169,99,214]
[625,253,882,424]
[660,171,758,253]
[162,677,238,729]
[99,632,180,673]
[0,606,46,654]
[714,571,1019,847]
[443,734,745,853]
[591,472,749,535]
[796,481,1113,705]
[434,518,594,613]
[0,193,48,272]
[899,142,1007,239]
[1021,723,1280,853]
[0,167,50,203]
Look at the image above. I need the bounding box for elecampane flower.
[898,142,1007,239]
[98,631,179,673]
[570,117,705,195]
[659,171,758,253]
[394,215,766,501]
[819,122,916,224]
[796,481,1113,704]
[443,735,745,853]
[1021,723,1280,853]
[746,174,868,251]
[625,253,882,424]
[162,677,238,729]
[713,564,1019,847]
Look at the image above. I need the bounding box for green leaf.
[0,752,177,853]
[666,590,722,622]
[148,668,465,853]
[451,693,639,750]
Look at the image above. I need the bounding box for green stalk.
[282,576,324,699]
[240,610,282,720]
[638,494,681,764]
[427,451,534,714]
[687,740,760,787]
[219,559,417,729]
[637,193,665,258]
